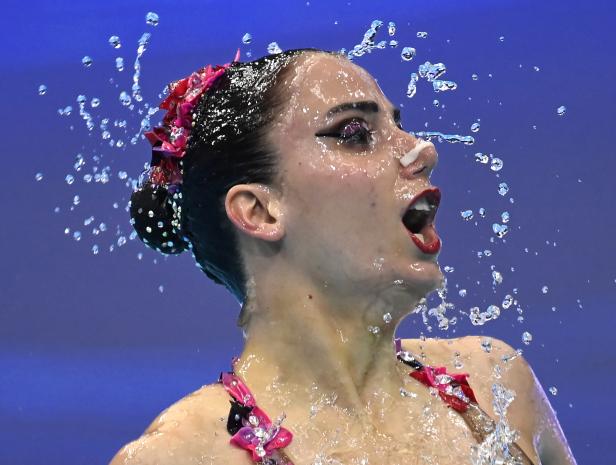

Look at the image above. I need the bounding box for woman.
[110,48,576,465]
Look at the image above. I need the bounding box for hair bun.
[129,183,190,254]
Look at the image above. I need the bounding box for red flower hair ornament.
[142,48,241,191]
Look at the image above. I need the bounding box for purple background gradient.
[1,0,614,464]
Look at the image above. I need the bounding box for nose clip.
[399,138,434,167]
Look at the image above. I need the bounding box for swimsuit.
[218,338,534,465]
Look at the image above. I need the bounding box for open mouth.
[401,187,441,255]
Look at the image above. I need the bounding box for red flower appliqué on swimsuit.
[220,371,294,463]
[395,337,477,412]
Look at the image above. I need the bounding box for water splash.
[267,42,282,54]
[347,19,385,59]
[410,131,475,145]
[132,33,151,103]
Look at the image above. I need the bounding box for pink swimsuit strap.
[220,340,479,463]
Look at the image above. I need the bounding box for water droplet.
[522,331,533,345]
[73,231,81,241]
[487,305,500,319]
[267,42,282,54]
[401,47,416,61]
[117,236,127,247]
[492,271,503,285]
[406,72,419,98]
[115,57,124,72]
[38,84,47,95]
[432,99,440,107]
[474,152,489,164]
[367,325,380,334]
[388,21,396,36]
[458,289,467,297]
[549,386,558,396]
[478,207,486,217]
[108,35,121,49]
[490,157,504,171]
[81,55,93,68]
[502,295,513,309]
[481,338,492,353]
[498,182,509,196]
[501,211,510,223]
[470,122,480,132]
[460,210,473,221]
[65,174,75,185]
[383,312,392,323]
[158,284,164,293]
[389,39,398,48]
[58,106,73,116]
[119,91,131,106]
[35,172,43,181]
[242,32,252,44]
[471,73,478,80]
[416,31,428,38]
[432,80,457,92]
[92,244,99,255]
[90,97,101,108]
[74,154,85,172]
[145,12,159,26]
[541,285,549,294]
[492,223,509,238]
[73,195,80,206]
[557,105,566,116]
[499,36,505,42]
[400,387,417,398]
[444,265,455,273]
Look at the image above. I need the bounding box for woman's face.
[268,52,443,309]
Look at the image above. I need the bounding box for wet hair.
[130,48,339,310]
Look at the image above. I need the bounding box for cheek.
[288,168,392,250]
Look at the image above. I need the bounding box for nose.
[398,138,438,180]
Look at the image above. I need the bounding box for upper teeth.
[410,197,431,211]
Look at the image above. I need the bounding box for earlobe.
[224,184,285,242]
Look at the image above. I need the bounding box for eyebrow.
[325,100,401,124]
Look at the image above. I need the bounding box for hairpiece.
[142,48,241,190]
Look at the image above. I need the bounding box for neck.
[233,266,421,415]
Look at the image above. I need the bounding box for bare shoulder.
[407,335,578,464]
[401,335,534,413]
[108,382,250,465]
[400,336,539,461]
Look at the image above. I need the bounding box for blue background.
[1,0,614,464]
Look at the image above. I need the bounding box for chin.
[403,259,444,296]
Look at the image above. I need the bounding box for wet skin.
[110,53,576,465]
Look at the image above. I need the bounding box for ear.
[224,184,284,242]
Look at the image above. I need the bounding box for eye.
[315,118,375,146]
[337,118,374,145]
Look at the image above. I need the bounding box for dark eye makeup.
[315,117,376,146]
